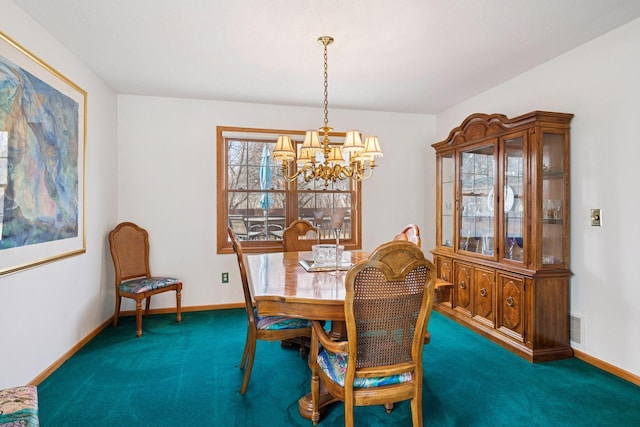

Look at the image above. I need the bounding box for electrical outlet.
[222,272,229,283]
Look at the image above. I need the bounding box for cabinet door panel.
[497,274,524,342]
[501,133,526,264]
[454,263,472,317]
[474,267,495,327]
[458,144,496,257]
[439,153,455,248]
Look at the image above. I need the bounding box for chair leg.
[113,295,121,328]
[410,397,422,427]
[311,370,320,425]
[175,287,182,323]
[135,299,143,338]
[384,402,394,413]
[240,329,251,370]
[240,338,256,395]
[144,297,151,317]
[344,396,354,427]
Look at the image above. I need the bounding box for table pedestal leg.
[328,320,347,341]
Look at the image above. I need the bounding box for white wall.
[436,18,640,377]
[116,95,436,309]
[0,0,118,389]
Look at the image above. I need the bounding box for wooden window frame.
[216,126,362,254]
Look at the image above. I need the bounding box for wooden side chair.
[309,240,436,426]
[283,219,318,252]
[228,227,312,395]
[392,223,434,343]
[281,219,319,351]
[108,222,182,338]
[393,223,421,248]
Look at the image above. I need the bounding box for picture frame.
[0,31,86,276]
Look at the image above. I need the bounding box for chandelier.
[272,36,383,188]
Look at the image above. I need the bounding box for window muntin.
[217,126,361,254]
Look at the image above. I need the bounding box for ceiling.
[14,0,640,114]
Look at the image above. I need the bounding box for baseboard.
[118,302,244,316]
[573,348,640,387]
[29,316,114,386]
[28,303,244,386]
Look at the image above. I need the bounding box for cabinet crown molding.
[433,111,574,150]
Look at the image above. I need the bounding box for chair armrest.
[311,321,349,353]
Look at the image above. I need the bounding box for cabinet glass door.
[541,132,565,266]
[502,135,525,263]
[441,153,454,248]
[459,145,495,256]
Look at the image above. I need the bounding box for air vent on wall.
[570,314,584,346]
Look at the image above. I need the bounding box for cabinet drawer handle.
[459,280,466,289]
[480,287,487,297]
[506,296,514,307]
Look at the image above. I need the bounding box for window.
[217,126,361,254]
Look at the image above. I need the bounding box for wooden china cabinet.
[431,111,573,362]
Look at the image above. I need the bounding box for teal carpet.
[38,309,640,426]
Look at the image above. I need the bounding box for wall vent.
[570,314,584,346]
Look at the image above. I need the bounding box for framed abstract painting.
[0,31,86,276]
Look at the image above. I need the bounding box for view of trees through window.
[217,126,361,253]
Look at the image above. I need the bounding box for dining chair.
[108,222,182,338]
[392,223,421,248]
[282,219,318,251]
[227,227,313,395]
[281,219,319,352]
[309,240,436,426]
[392,223,432,343]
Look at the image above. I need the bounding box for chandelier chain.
[323,41,329,129]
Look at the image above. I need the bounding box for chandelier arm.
[280,161,310,182]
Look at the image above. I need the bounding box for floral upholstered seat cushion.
[317,348,412,388]
[254,310,311,330]
[0,385,39,426]
[118,277,180,294]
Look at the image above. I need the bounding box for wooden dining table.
[245,250,368,338]
[244,250,367,420]
[244,249,450,420]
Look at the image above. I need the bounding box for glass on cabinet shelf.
[504,237,524,262]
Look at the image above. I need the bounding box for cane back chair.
[228,227,312,394]
[108,222,182,337]
[282,219,319,252]
[309,240,436,426]
[392,224,421,248]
